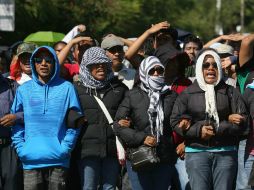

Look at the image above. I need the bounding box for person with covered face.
[170,48,249,190]
[114,56,178,190]
[74,47,128,190]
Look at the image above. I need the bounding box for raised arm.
[204,33,245,48]
[57,36,93,65]
[239,34,254,67]
[125,21,170,60]
[62,24,86,43]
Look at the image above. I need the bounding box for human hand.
[201,125,215,140]
[118,118,131,127]
[178,119,191,131]
[70,36,93,46]
[144,136,157,147]
[221,57,233,69]
[230,64,236,73]
[0,114,16,127]
[75,117,87,128]
[77,24,86,32]
[228,114,244,125]
[104,33,117,38]
[226,33,245,41]
[176,142,185,159]
[147,21,170,35]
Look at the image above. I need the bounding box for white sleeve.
[62,26,79,43]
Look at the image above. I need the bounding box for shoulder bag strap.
[93,95,113,124]
[93,95,126,164]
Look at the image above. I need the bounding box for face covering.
[148,75,165,91]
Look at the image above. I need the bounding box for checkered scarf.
[79,47,114,89]
[139,56,168,142]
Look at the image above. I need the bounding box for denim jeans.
[23,167,67,190]
[79,157,120,190]
[236,139,254,190]
[126,160,174,190]
[174,158,190,190]
[185,151,237,190]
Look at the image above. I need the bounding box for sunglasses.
[107,46,124,54]
[34,57,54,64]
[202,62,218,69]
[148,66,164,75]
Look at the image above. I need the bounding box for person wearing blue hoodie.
[11,46,83,190]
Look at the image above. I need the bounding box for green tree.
[1,0,254,46]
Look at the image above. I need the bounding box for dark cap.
[16,42,37,57]
[154,42,180,65]
[154,42,189,67]
[155,27,178,41]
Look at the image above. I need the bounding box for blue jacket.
[11,46,82,170]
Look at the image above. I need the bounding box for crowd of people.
[0,21,254,190]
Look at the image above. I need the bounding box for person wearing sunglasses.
[170,48,249,190]
[9,42,37,85]
[11,46,83,190]
[114,56,178,190]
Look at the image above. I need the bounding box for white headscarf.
[195,50,222,130]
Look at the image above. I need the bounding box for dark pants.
[185,151,237,190]
[23,167,67,190]
[0,143,23,190]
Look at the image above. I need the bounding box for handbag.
[127,145,160,172]
[93,95,126,165]
[127,110,160,172]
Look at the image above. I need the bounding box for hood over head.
[30,46,60,85]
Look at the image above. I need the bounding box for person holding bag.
[114,56,178,190]
[74,47,128,190]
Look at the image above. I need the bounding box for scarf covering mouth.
[139,56,168,142]
[79,47,114,89]
[195,50,222,130]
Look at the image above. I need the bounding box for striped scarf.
[139,56,168,142]
[79,47,114,89]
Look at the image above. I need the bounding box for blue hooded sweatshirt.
[11,46,82,170]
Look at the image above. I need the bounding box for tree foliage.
[1,0,254,45]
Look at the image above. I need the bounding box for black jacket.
[170,80,249,149]
[74,78,128,159]
[114,87,178,163]
[243,87,254,151]
[0,76,20,137]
